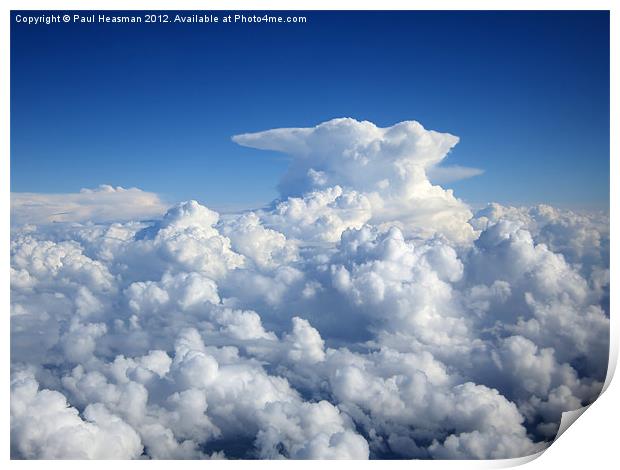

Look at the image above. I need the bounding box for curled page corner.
[492,389,608,468]
[511,349,616,466]
[554,405,591,442]
[535,323,618,459]
[495,449,547,468]
[490,405,593,469]
[602,338,618,394]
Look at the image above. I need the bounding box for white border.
[2,1,617,469]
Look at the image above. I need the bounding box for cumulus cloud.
[11,185,168,225]
[11,369,143,459]
[10,118,609,460]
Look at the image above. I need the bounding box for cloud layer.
[11,185,168,226]
[10,118,609,460]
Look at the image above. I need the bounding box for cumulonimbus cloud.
[233,118,477,244]
[10,118,609,460]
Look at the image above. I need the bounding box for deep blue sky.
[11,11,610,210]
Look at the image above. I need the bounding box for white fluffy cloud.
[10,118,609,460]
[11,369,143,459]
[234,118,476,244]
[260,185,373,244]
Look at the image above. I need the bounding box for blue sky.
[11,10,609,210]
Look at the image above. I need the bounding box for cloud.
[220,212,299,270]
[234,118,476,244]
[11,185,168,225]
[426,165,484,184]
[10,118,609,460]
[11,369,143,459]
[260,185,373,243]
